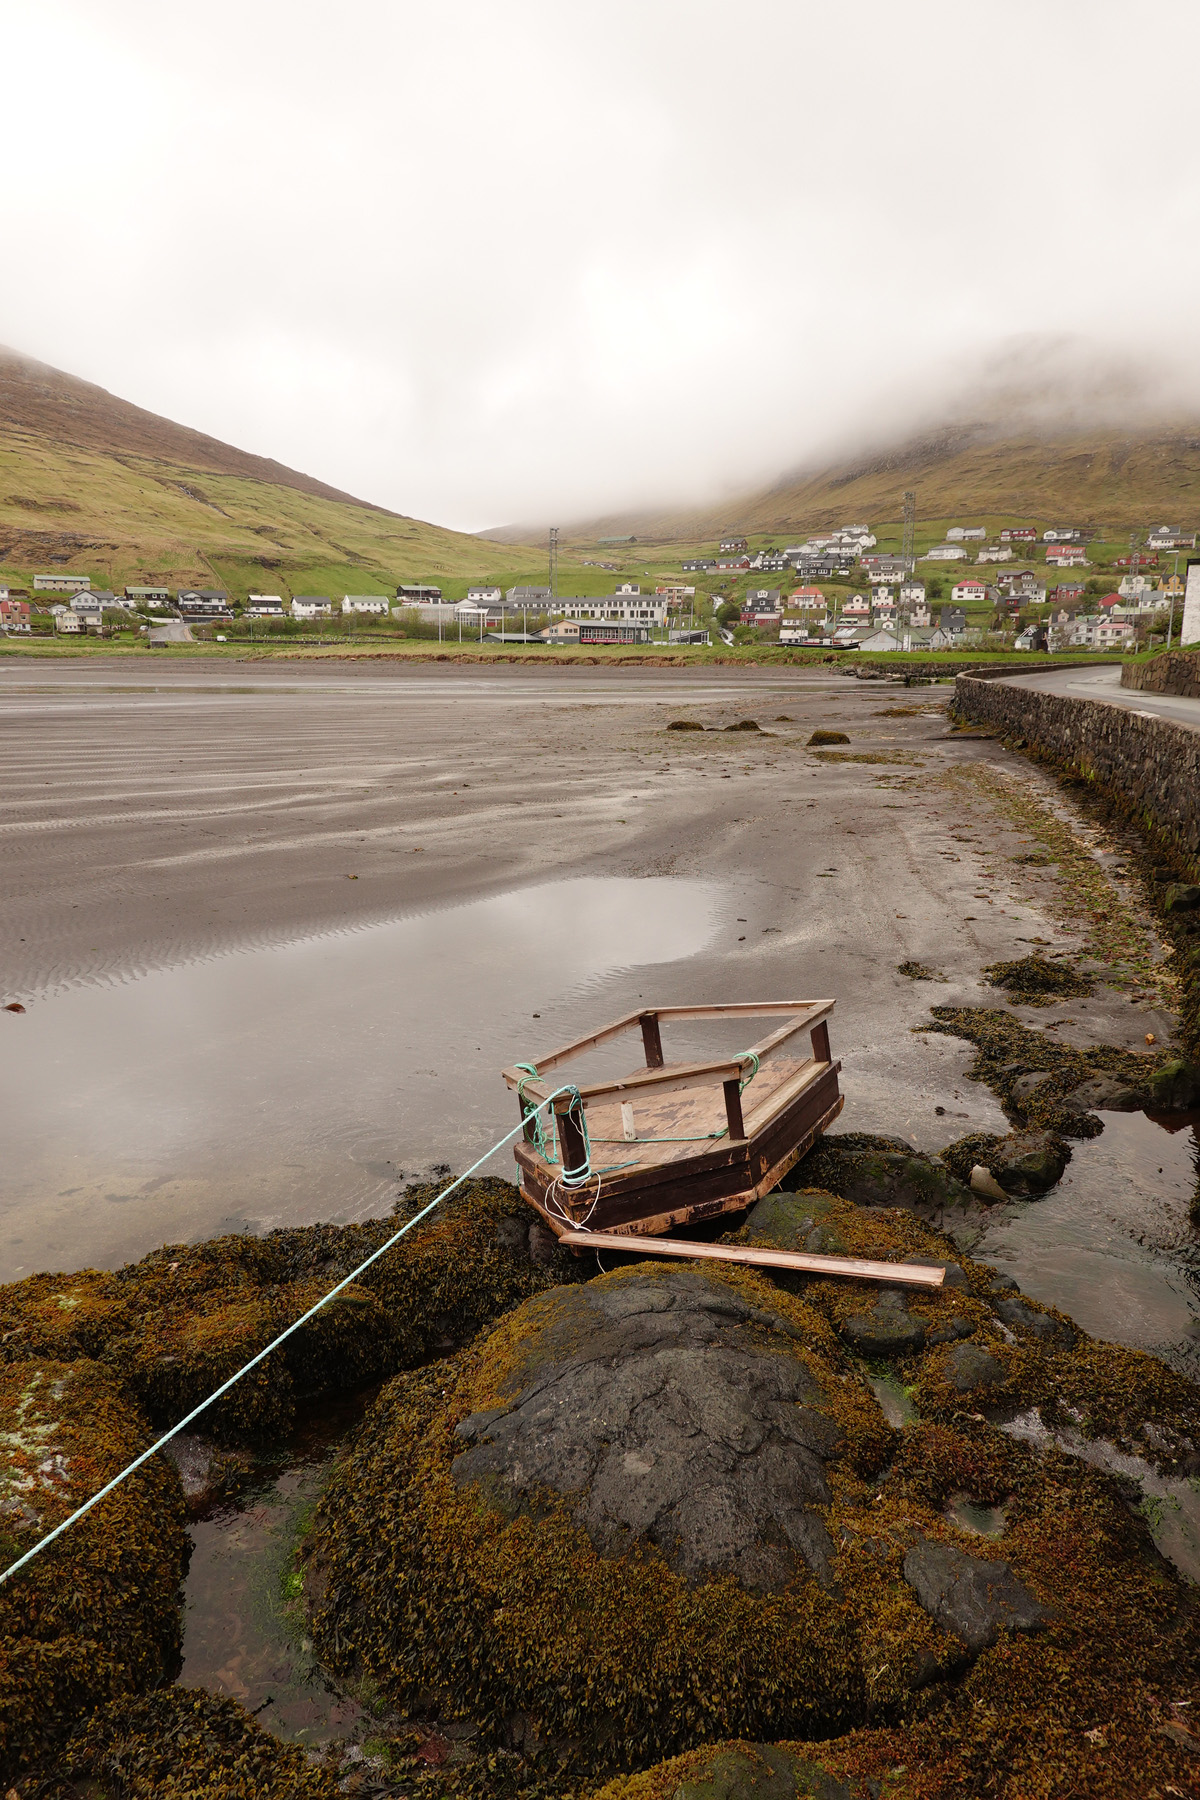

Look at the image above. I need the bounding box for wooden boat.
[502,1000,844,1241]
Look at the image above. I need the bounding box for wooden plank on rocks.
[556,1231,946,1288]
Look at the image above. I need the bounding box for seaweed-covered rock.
[1145,1057,1200,1111]
[982,955,1093,1006]
[919,1007,1167,1138]
[902,1538,1050,1653]
[594,1741,874,1800]
[791,1136,978,1226]
[839,1292,925,1360]
[57,1687,340,1798]
[940,1130,1069,1197]
[943,1342,1005,1393]
[0,1179,578,1445]
[307,1264,965,1772]
[0,1360,186,1780]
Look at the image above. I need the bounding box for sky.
[4,0,1200,532]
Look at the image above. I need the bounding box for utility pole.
[902,490,916,575]
[548,526,559,602]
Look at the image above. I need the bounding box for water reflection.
[976,1110,1200,1372]
[0,876,724,1279]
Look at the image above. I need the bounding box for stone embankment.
[1121,649,1200,697]
[954,672,1200,867]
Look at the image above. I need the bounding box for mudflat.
[0,659,1189,1360]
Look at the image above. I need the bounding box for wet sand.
[1,658,1191,1361]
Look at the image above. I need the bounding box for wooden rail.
[557,1230,946,1288]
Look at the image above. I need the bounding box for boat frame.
[502,1000,843,1240]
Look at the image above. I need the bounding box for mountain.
[489,421,1200,548]
[0,348,545,598]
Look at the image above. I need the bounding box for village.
[0,517,1194,653]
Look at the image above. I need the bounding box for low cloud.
[5,0,1200,531]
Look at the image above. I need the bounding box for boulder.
[993,1297,1074,1344]
[989,1131,1070,1197]
[1063,1074,1146,1114]
[840,1291,926,1360]
[669,1744,872,1800]
[944,1342,1006,1393]
[1163,884,1200,913]
[451,1270,849,1593]
[1145,1058,1200,1112]
[795,1143,977,1224]
[902,1539,1050,1653]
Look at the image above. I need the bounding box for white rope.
[0,1088,574,1589]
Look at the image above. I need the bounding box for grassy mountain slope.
[490,420,1200,547]
[0,348,546,598]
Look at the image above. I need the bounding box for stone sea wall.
[954,673,1200,866]
[1121,650,1200,697]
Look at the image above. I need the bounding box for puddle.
[945,1493,1007,1538]
[971,1111,1200,1376]
[0,875,724,1279]
[179,1391,372,1743]
[868,1372,917,1428]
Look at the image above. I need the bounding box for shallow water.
[178,1393,372,1743]
[0,874,724,1279]
[975,1109,1200,1374]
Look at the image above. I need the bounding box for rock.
[1145,1059,1200,1112]
[813,1149,976,1220]
[807,729,850,745]
[841,1292,926,1359]
[672,1744,869,1800]
[970,1165,1009,1203]
[988,1275,1019,1294]
[905,1257,968,1291]
[1163,884,1200,913]
[902,1538,1051,1653]
[1011,1071,1054,1102]
[989,1130,1070,1197]
[926,1318,976,1346]
[667,720,704,731]
[725,719,762,732]
[1063,1074,1146,1114]
[450,1269,859,1594]
[804,1224,848,1255]
[993,1297,1074,1344]
[944,1342,1005,1392]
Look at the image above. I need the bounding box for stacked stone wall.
[954,674,1200,867]
[1121,651,1200,698]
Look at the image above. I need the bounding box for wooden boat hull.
[517,1065,843,1241]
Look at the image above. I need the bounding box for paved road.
[1003,661,1200,731]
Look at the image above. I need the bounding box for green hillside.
[0,348,549,600]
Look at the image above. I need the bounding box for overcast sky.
[5,0,1200,531]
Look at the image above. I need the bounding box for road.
[1003,661,1200,730]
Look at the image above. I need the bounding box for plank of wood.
[556,1230,946,1288]
[517,1056,748,1107]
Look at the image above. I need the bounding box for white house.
[655,584,696,604]
[924,544,967,561]
[1043,528,1082,542]
[1118,574,1153,600]
[555,594,667,625]
[34,573,91,592]
[951,579,989,604]
[1045,546,1089,567]
[842,593,870,619]
[779,619,825,645]
[246,594,285,616]
[54,610,83,632]
[1147,526,1196,550]
[976,544,1013,563]
[290,596,332,619]
[858,627,902,651]
[342,594,390,615]
[945,526,986,541]
[466,584,502,605]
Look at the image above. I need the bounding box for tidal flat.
[2,659,1198,1797]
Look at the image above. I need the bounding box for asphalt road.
[1004,661,1200,730]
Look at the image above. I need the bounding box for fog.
[5,0,1200,531]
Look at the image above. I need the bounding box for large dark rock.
[1145,1058,1200,1112]
[902,1539,1050,1652]
[1063,1074,1146,1114]
[993,1296,1075,1344]
[453,1270,850,1593]
[792,1139,978,1225]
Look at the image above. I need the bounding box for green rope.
[518,1049,763,1162]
